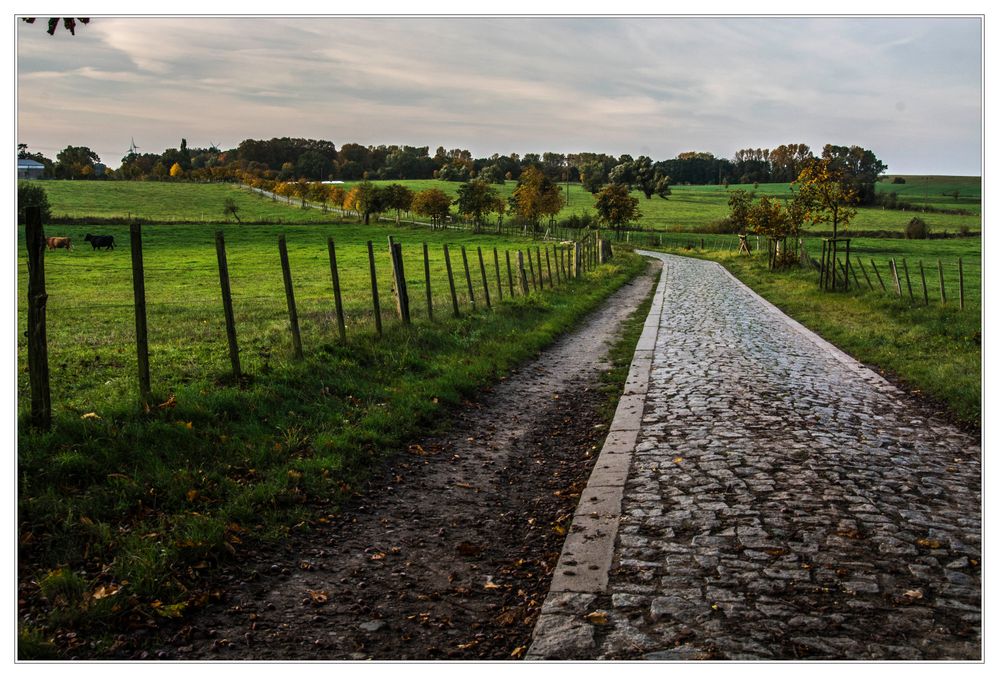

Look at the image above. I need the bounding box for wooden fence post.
[493,247,503,301]
[216,231,242,378]
[367,240,382,336]
[327,238,347,342]
[24,205,51,429]
[129,223,153,404]
[549,246,559,285]
[443,244,460,317]
[959,257,965,311]
[938,259,946,304]
[918,260,928,306]
[870,259,887,292]
[278,235,304,359]
[477,247,491,309]
[388,237,410,325]
[535,247,544,290]
[889,259,903,298]
[902,258,914,302]
[856,258,874,291]
[517,250,530,295]
[505,250,514,298]
[460,245,476,310]
[526,248,536,290]
[423,242,433,321]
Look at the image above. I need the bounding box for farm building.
[17,158,45,179]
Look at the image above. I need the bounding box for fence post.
[278,235,304,359]
[423,242,433,321]
[517,250,530,295]
[327,238,347,342]
[493,247,503,301]
[367,240,382,336]
[24,205,51,429]
[129,223,153,405]
[959,257,965,310]
[548,246,557,285]
[526,247,537,290]
[902,258,914,302]
[477,247,491,309]
[938,259,947,304]
[918,260,928,306]
[443,244,460,317]
[388,237,410,325]
[460,245,476,310]
[535,246,544,290]
[870,259,887,292]
[505,250,514,298]
[890,259,903,298]
[572,242,580,278]
[215,231,242,378]
[857,258,874,291]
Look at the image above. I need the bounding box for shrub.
[702,217,741,234]
[905,217,930,239]
[892,177,907,184]
[17,181,52,224]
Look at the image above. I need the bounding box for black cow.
[83,233,115,251]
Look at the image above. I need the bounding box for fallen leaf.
[585,611,609,625]
[510,645,527,658]
[158,395,177,409]
[186,489,199,502]
[307,589,329,605]
[916,538,943,549]
[673,456,684,464]
[92,584,121,600]
[483,579,501,590]
[903,589,923,600]
[80,412,101,420]
[370,552,386,561]
[151,600,187,618]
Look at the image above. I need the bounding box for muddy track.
[137,260,661,660]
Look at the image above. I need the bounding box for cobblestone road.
[529,252,981,660]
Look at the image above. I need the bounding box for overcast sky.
[15,16,983,175]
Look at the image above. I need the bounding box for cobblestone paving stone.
[529,252,980,661]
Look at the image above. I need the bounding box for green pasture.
[42,178,982,235]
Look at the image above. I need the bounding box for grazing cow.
[46,237,71,251]
[84,233,115,251]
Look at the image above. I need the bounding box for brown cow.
[46,237,71,250]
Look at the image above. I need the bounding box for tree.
[293,177,310,207]
[510,166,563,235]
[455,179,502,232]
[18,182,51,224]
[223,197,241,222]
[347,181,386,224]
[793,158,858,238]
[726,190,756,234]
[382,184,415,224]
[820,144,886,205]
[411,188,452,229]
[308,182,330,212]
[579,160,608,194]
[55,145,100,179]
[21,17,89,35]
[594,183,641,233]
[169,162,184,178]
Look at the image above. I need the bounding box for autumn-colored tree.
[309,182,330,212]
[293,177,310,208]
[511,166,563,235]
[411,188,452,229]
[327,185,346,211]
[274,181,293,204]
[726,189,756,234]
[169,162,184,178]
[746,195,789,239]
[793,158,858,238]
[348,181,386,224]
[455,179,502,232]
[594,183,641,233]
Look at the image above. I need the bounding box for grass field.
[40,177,982,235]
[18,218,643,654]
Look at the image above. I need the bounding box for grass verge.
[18,248,647,658]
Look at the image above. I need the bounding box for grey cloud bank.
[17,16,982,175]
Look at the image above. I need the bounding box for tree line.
[18,137,886,203]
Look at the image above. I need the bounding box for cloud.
[16,16,982,174]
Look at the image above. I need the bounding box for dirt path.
[138,261,661,660]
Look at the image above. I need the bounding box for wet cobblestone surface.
[530,252,980,660]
